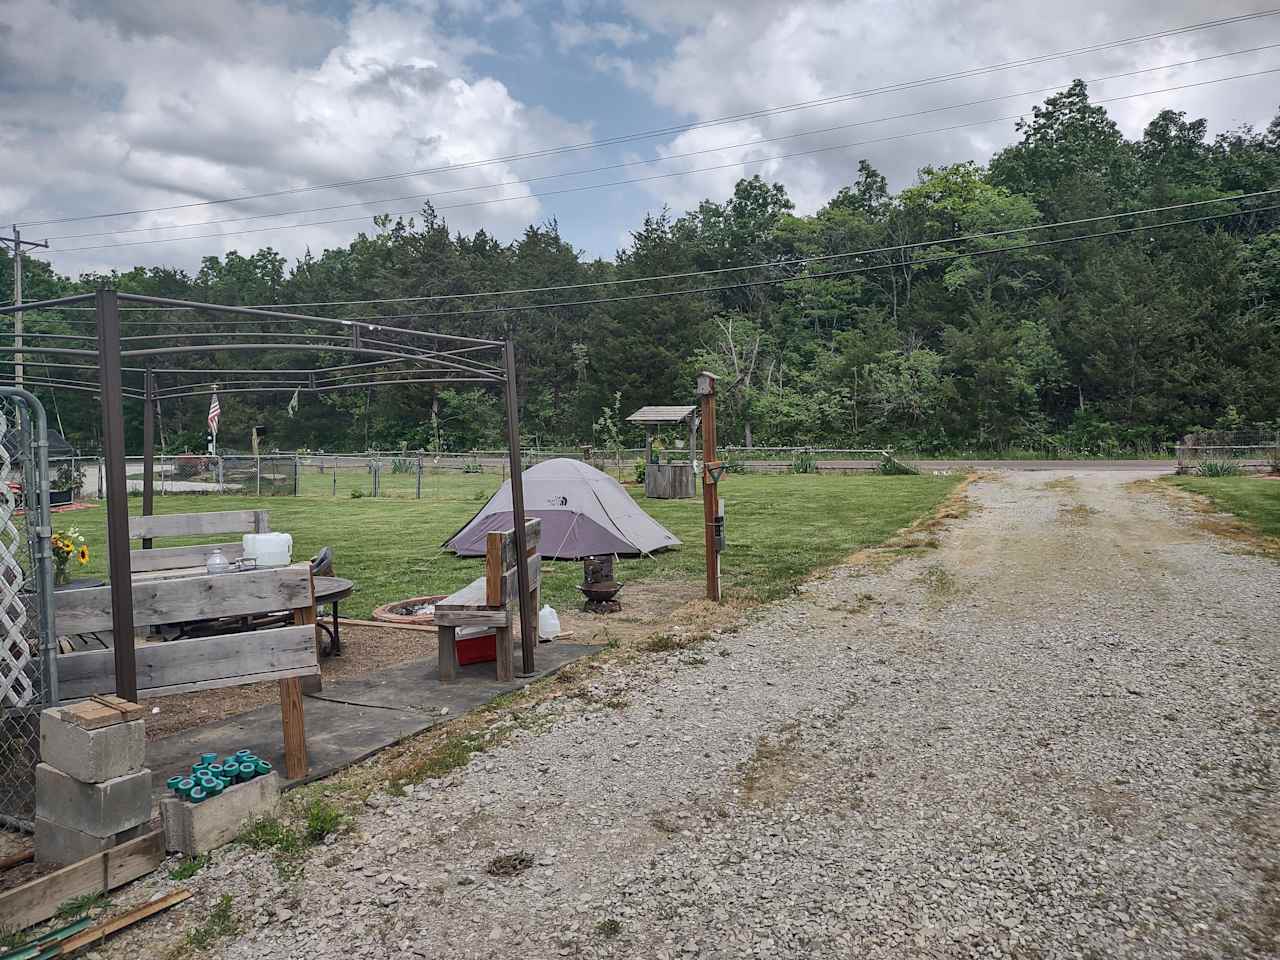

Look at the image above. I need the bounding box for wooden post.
[282,591,314,778]
[495,624,514,682]
[438,626,457,682]
[503,340,536,676]
[96,288,137,702]
[698,371,720,602]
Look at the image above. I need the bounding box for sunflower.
[77,545,90,565]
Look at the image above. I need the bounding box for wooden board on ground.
[55,889,192,955]
[0,829,164,933]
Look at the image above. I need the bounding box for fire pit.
[371,594,447,626]
[579,556,622,613]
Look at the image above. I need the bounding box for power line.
[311,203,1280,321]
[16,202,1279,330]
[45,66,1280,257]
[40,44,1280,246]
[11,7,1279,230]
[32,190,1280,317]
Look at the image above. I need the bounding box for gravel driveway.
[139,470,1279,959]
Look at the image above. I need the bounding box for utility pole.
[697,371,723,602]
[1,226,50,386]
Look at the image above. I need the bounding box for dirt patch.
[1058,503,1099,524]
[145,624,440,741]
[1137,479,1280,561]
[739,722,806,806]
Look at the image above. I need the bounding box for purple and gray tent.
[443,458,681,559]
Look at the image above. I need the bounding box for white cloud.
[1,0,590,273]
[553,18,646,52]
[608,0,1280,214]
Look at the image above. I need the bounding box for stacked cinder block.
[35,698,152,865]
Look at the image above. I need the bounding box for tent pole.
[504,340,536,676]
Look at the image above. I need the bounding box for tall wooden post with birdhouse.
[697,371,723,602]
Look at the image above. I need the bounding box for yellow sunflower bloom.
[77,546,89,565]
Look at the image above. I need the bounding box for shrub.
[633,459,646,484]
[791,449,816,474]
[1197,460,1243,477]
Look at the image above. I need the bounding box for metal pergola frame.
[0,288,539,700]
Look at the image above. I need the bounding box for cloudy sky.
[2,0,1278,276]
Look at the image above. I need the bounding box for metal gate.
[0,388,56,832]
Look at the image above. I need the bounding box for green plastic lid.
[177,777,196,798]
[238,762,256,781]
[254,759,272,774]
[235,749,252,758]
[189,786,207,803]
[166,776,182,791]
[200,752,218,764]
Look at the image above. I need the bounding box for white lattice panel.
[0,403,35,708]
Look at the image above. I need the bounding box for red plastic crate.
[456,631,497,665]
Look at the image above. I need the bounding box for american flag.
[207,391,221,435]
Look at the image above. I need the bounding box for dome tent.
[444,458,680,559]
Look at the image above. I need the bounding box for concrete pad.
[41,709,145,783]
[35,764,152,838]
[146,642,602,797]
[161,772,281,856]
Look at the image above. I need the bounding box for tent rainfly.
[444,458,681,559]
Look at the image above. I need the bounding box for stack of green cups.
[165,747,273,803]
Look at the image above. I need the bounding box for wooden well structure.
[626,405,697,499]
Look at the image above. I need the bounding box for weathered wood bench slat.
[55,625,318,700]
[129,509,268,540]
[55,564,313,635]
[129,541,245,573]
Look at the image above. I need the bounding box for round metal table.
[313,576,355,656]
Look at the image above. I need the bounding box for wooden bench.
[129,509,270,574]
[53,563,318,777]
[434,520,541,683]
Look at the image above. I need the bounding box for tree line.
[5,81,1280,456]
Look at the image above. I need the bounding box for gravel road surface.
[116,469,1278,959]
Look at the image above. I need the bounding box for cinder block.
[34,818,146,866]
[35,763,152,838]
[41,709,145,783]
[160,772,281,856]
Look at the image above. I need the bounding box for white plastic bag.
[537,604,561,640]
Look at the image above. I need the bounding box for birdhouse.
[696,371,717,396]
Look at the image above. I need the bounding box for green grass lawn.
[60,473,961,619]
[1167,476,1280,538]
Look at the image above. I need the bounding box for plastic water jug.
[537,604,560,641]
[242,532,293,568]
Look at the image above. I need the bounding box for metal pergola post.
[95,288,138,702]
[504,340,536,676]
[141,369,155,549]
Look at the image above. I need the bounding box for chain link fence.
[0,390,56,833]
